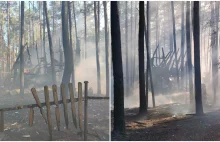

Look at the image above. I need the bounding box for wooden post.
[68,83,77,129]
[78,82,83,135]
[29,107,34,126]
[0,111,4,132]
[44,86,52,141]
[61,84,68,129]
[52,84,60,131]
[31,88,47,124]
[84,81,88,141]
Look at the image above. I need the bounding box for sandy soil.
[0,91,109,141]
[111,103,220,141]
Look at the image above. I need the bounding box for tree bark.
[125,2,129,96]
[193,1,203,115]
[139,1,147,113]
[111,1,125,133]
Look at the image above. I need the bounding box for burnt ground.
[0,90,109,141]
[111,103,220,141]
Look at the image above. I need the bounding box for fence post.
[84,81,88,141]
[61,84,69,129]
[68,83,77,129]
[44,86,52,141]
[31,88,47,124]
[29,107,34,126]
[78,82,83,136]
[52,85,60,131]
[0,111,4,132]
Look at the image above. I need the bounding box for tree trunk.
[111,1,125,133]
[68,1,76,95]
[61,2,74,91]
[125,2,129,96]
[139,1,146,113]
[180,2,185,89]
[44,1,56,84]
[43,4,47,74]
[171,1,179,88]
[94,2,101,95]
[20,1,24,95]
[193,1,204,115]
[7,2,10,72]
[145,1,155,108]
[84,1,87,59]
[211,1,219,104]
[103,1,109,97]
[73,2,80,65]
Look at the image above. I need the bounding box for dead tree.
[111,1,125,133]
[44,1,56,84]
[193,1,204,115]
[20,1,24,95]
[139,1,147,113]
[7,2,10,72]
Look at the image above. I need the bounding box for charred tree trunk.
[171,1,179,88]
[61,2,74,89]
[20,1,24,95]
[103,1,109,97]
[111,1,125,133]
[193,1,204,115]
[68,1,76,95]
[139,1,147,113]
[186,1,193,103]
[44,1,56,84]
[94,2,101,95]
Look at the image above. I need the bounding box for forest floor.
[111,103,220,141]
[0,89,109,141]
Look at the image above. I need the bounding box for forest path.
[112,103,220,141]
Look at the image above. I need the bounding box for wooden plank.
[29,107,34,126]
[31,88,47,124]
[44,86,52,140]
[87,96,109,100]
[84,81,88,141]
[78,82,83,135]
[52,85,60,131]
[61,84,68,129]
[68,83,77,129]
[0,111,4,132]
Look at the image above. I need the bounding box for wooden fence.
[0,81,109,141]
